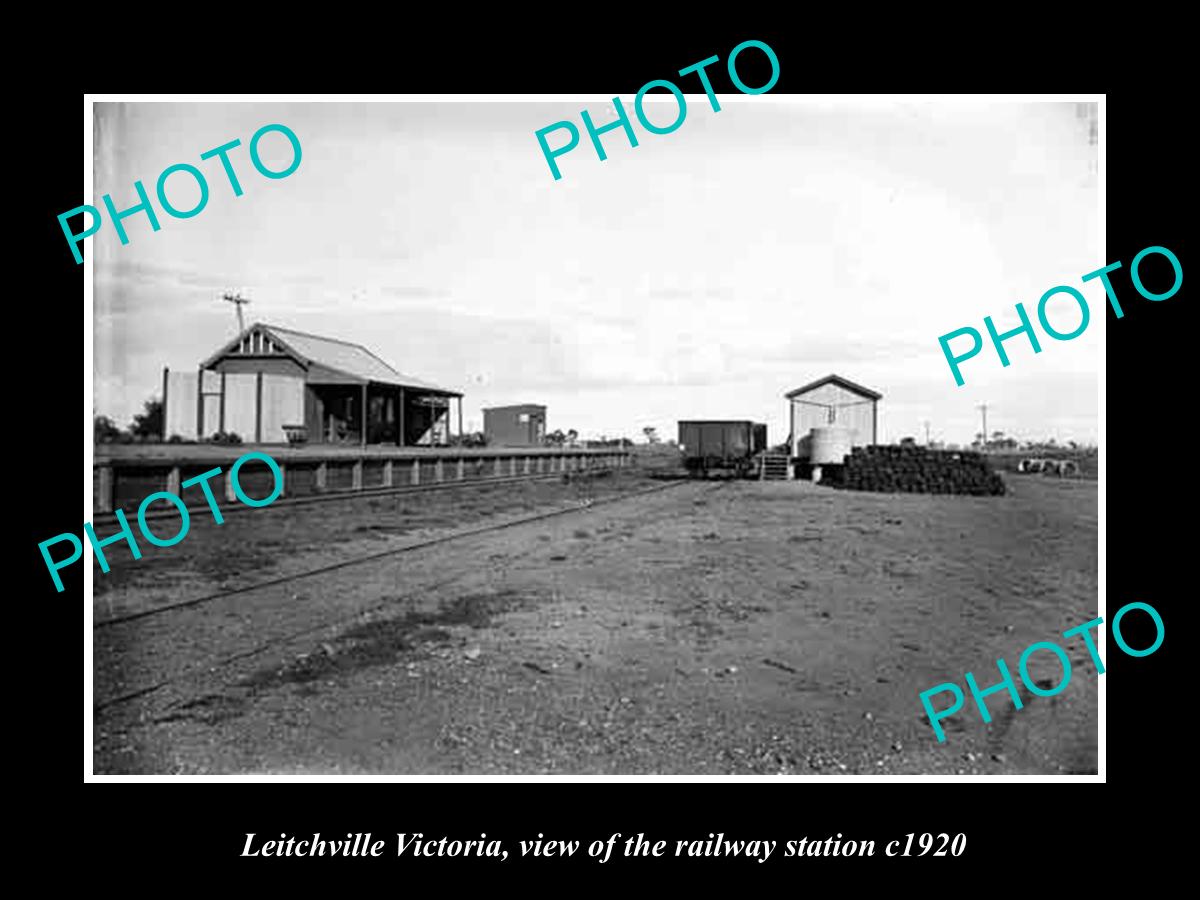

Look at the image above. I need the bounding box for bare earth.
[93,470,1098,775]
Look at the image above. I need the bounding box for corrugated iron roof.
[785,374,882,400]
[204,323,461,394]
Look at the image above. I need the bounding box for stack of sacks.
[822,445,1006,496]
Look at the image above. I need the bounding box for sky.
[92,99,1100,446]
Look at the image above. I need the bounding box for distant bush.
[95,394,167,444]
[130,397,164,441]
[94,415,124,444]
[207,431,244,446]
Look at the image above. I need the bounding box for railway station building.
[162,323,464,446]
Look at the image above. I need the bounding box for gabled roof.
[202,323,462,395]
[785,374,882,401]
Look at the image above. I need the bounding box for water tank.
[809,426,855,465]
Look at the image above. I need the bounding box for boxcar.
[678,420,767,477]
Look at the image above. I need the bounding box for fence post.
[95,465,114,513]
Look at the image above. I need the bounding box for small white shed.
[786,374,882,458]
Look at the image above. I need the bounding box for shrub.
[94,415,124,444]
[130,397,164,441]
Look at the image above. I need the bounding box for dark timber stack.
[823,445,1006,496]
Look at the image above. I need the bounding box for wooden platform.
[92,444,631,515]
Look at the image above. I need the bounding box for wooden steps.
[759,453,791,481]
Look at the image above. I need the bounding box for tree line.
[94,396,163,444]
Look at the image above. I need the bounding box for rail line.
[94,568,489,714]
[93,478,710,715]
[95,477,689,630]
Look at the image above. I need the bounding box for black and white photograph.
[84,95,1101,777]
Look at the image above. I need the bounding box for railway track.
[93,477,708,715]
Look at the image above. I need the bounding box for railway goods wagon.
[678,420,767,477]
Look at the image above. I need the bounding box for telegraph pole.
[923,420,931,446]
[977,403,988,451]
[222,292,250,333]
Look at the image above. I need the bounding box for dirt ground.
[92,470,1098,775]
